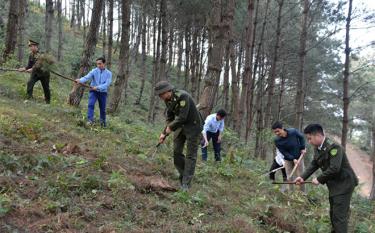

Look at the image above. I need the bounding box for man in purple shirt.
[75,57,112,127]
[201,109,226,161]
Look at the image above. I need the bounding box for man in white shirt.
[201,109,226,161]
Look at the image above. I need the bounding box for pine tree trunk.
[199,0,234,118]
[159,0,168,81]
[236,0,254,135]
[190,22,199,100]
[132,9,142,64]
[76,0,81,28]
[81,0,86,39]
[107,0,114,68]
[70,0,76,28]
[107,0,131,113]
[184,26,191,89]
[221,0,236,112]
[167,19,174,74]
[17,0,27,63]
[45,0,54,53]
[294,0,310,131]
[197,29,206,102]
[102,1,107,56]
[255,57,265,158]
[68,0,104,106]
[57,0,64,61]
[246,0,265,141]
[276,63,286,121]
[264,0,283,128]
[370,107,375,200]
[135,8,147,105]
[342,0,353,149]
[148,0,161,123]
[147,16,151,55]
[222,42,230,111]
[176,30,183,84]
[2,0,19,62]
[232,40,243,131]
[229,43,238,127]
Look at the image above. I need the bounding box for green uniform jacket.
[301,137,358,197]
[164,89,203,138]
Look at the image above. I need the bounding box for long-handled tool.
[0,67,26,72]
[0,67,91,89]
[272,181,313,185]
[288,152,306,179]
[50,70,91,88]
[150,133,169,158]
[261,166,285,176]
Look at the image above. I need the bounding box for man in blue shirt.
[75,57,112,127]
[201,109,226,161]
[272,121,306,190]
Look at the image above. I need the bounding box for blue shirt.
[79,67,112,92]
[274,128,306,161]
[202,113,224,134]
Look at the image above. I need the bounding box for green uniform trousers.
[173,129,200,186]
[329,190,353,233]
[27,71,51,103]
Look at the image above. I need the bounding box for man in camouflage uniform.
[295,124,358,233]
[155,81,203,191]
[18,40,51,104]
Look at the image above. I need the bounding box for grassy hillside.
[0,2,374,233]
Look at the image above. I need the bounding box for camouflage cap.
[28,40,39,46]
[154,81,174,95]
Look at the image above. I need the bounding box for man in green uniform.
[155,81,203,191]
[18,40,51,104]
[295,124,358,233]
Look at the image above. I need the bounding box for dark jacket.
[302,137,358,197]
[274,128,306,161]
[164,89,203,138]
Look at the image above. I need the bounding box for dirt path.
[331,135,373,198]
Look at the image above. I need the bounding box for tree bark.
[176,30,183,84]
[370,107,375,200]
[222,0,235,112]
[246,0,264,141]
[341,0,353,149]
[167,17,174,73]
[190,22,199,100]
[17,0,27,63]
[159,0,168,81]
[197,29,207,102]
[70,0,76,28]
[135,8,147,105]
[232,39,243,131]
[184,26,191,90]
[68,0,104,106]
[198,0,234,118]
[45,0,54,53]
[294,0,310,131]
[2,0,20,62]
[236,0,254,135]
[148,0,161,123]
[107,0,131,113]
[264,0,283,128]
[102,1,107,56]
[57,0,64,61]
[107,0,114,68]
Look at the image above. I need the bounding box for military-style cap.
[154,81,173,95]
[28,40,39,46]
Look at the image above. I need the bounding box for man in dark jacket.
[18,40,51,104]
[295,124,358,233]
[272,121,306,190]
[155,81,203,191]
